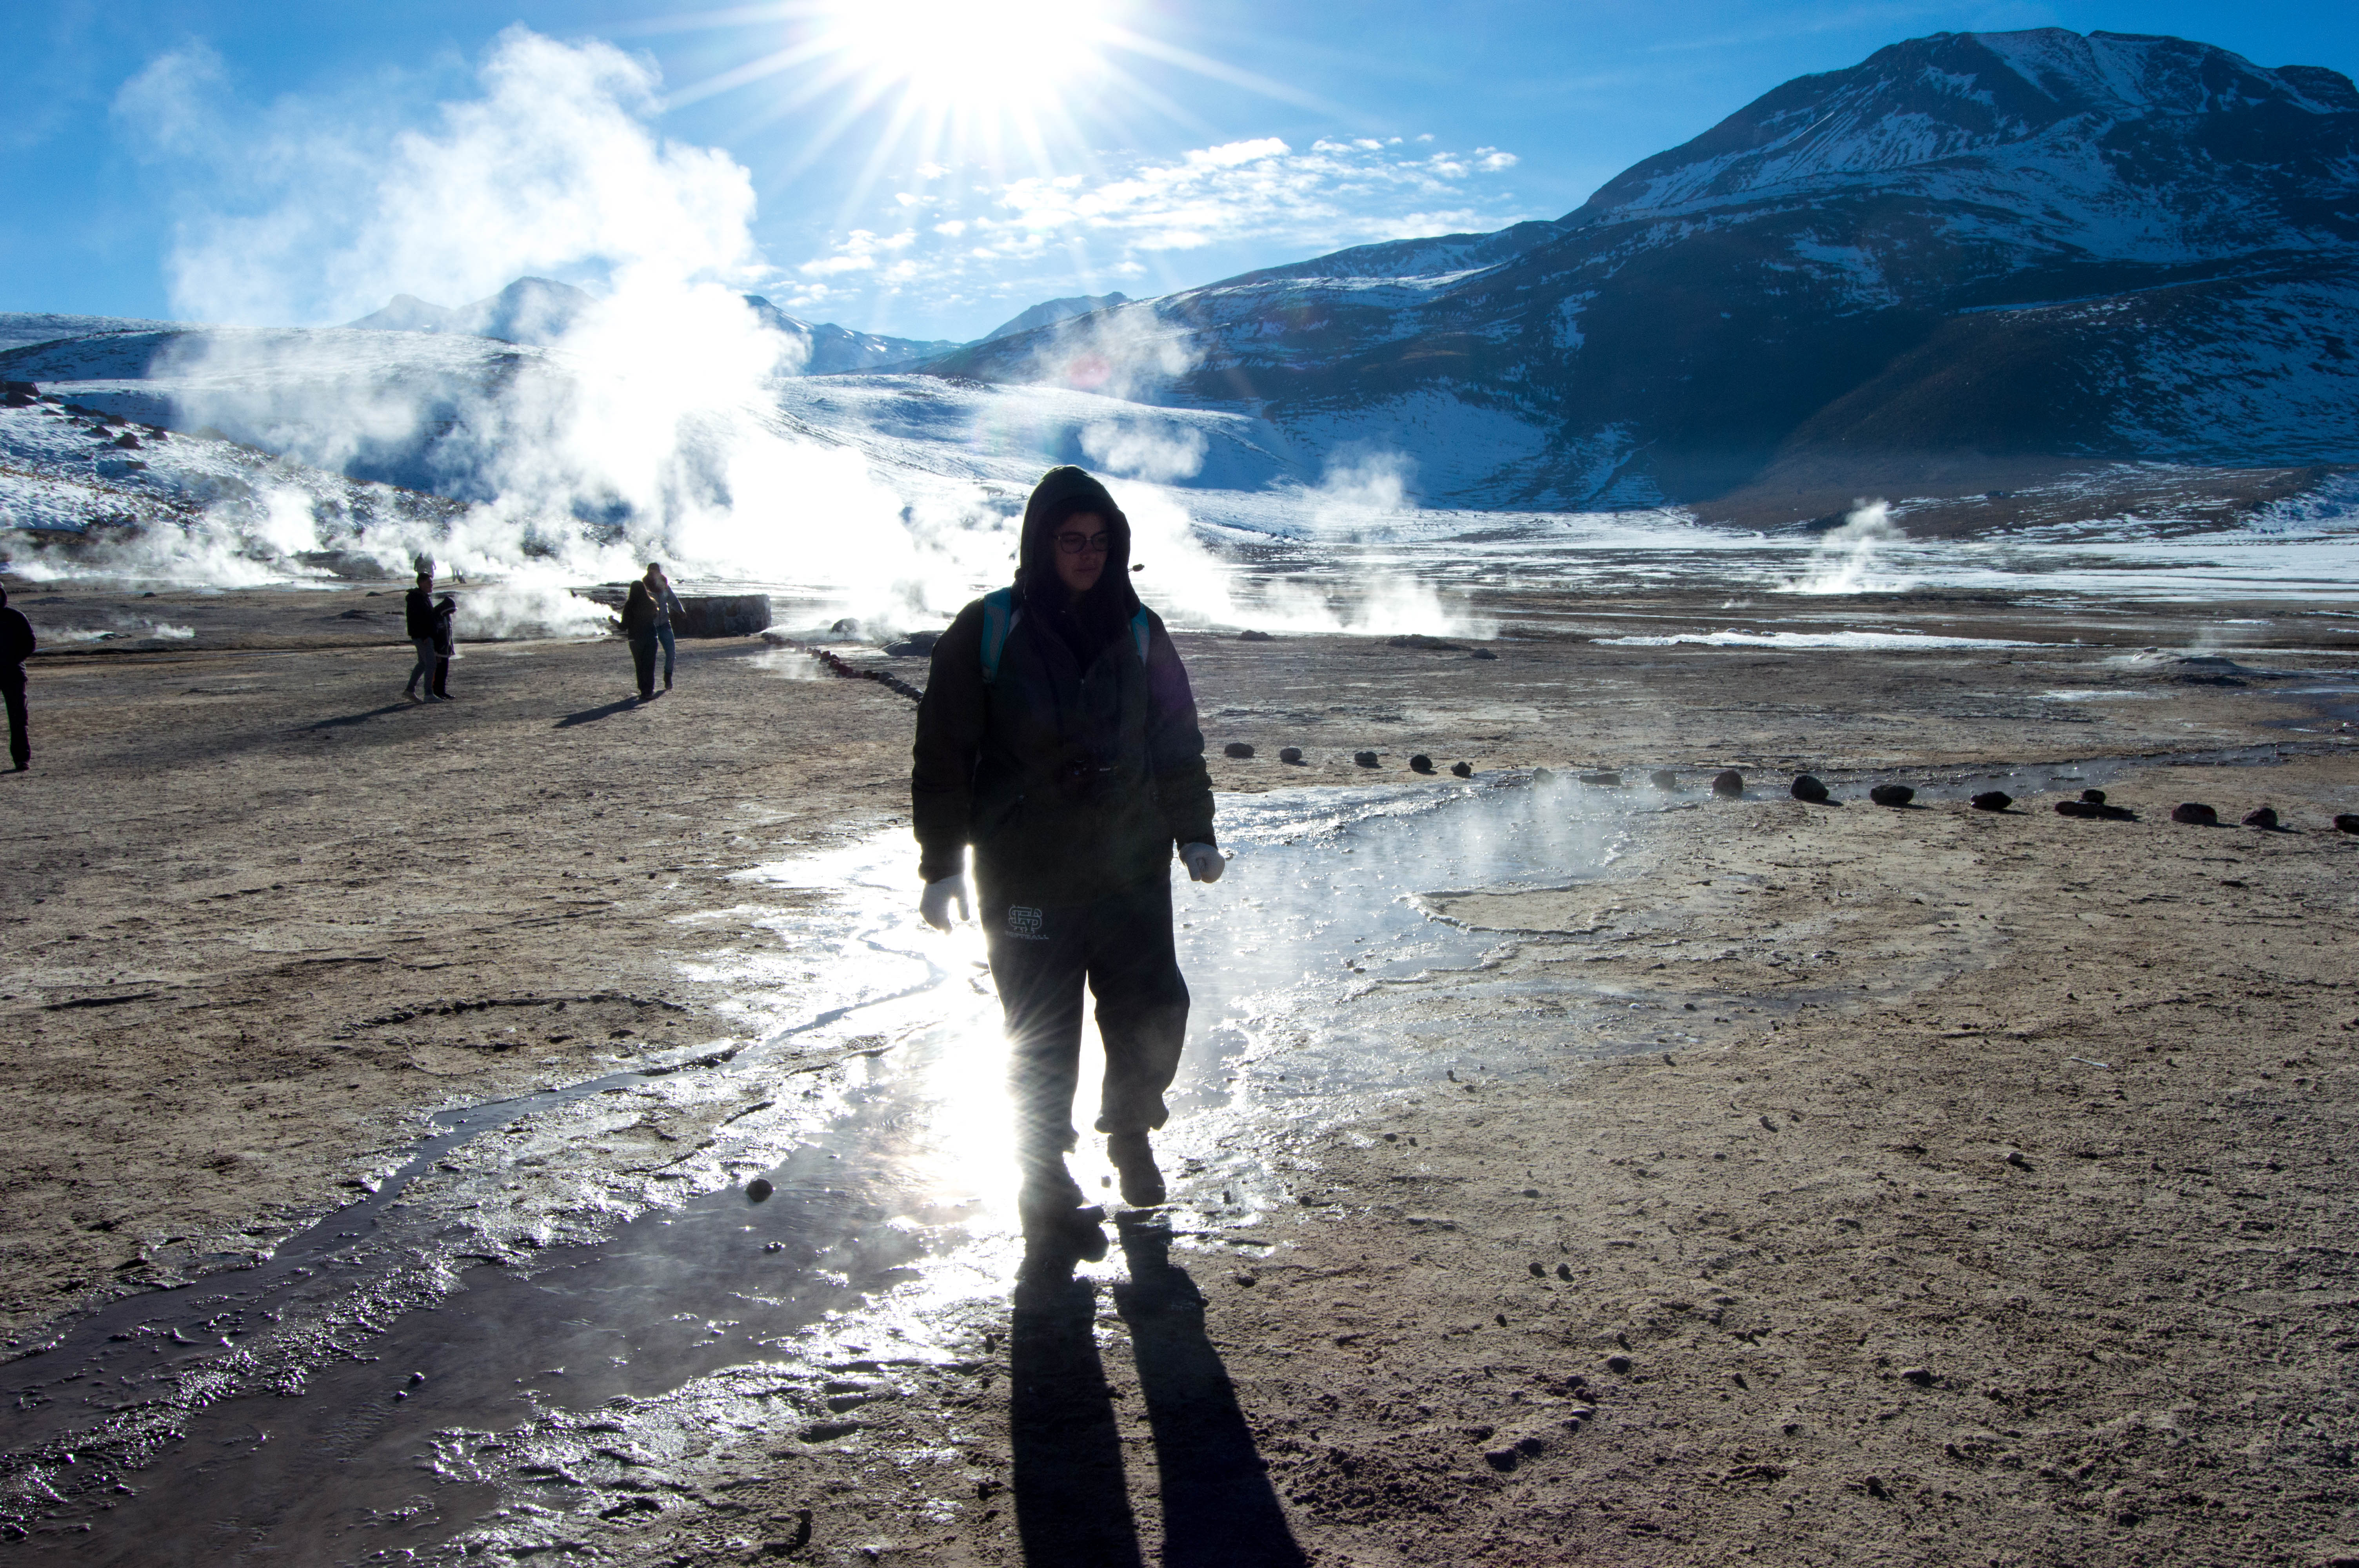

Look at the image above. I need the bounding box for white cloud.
[785,131,1526,328]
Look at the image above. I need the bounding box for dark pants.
[628,633,658,698]
[655,623,676,687]
[984,873,1190,1163]
[2,663,25,768]
[408,637,449,697]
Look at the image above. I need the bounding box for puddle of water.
[0,775,1636,1560]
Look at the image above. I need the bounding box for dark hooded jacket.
[404,584,436,640]
[620,581,658,635]
[911,466,1214,905]
[0,601,33,666]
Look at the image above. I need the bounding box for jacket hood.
[1015,466,1139,620]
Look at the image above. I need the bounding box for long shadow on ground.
[1007,1222,1307,1567]
[1010,1270,1143,1566]
[554,697,639,729]
[1114,1221,1307,1568]
[308,702,419,730]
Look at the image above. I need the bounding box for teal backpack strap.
[979,587,1019,684]
[1130,607,1150,665]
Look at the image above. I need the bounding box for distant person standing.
[0,584,34,771]
[644,563,686,691]
[430,592,458,701]
[404,568,443,701]
[621,579,660,701]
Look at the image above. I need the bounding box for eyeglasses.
[1053,531,1113,556]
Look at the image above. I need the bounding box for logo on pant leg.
[1005,906,1045,940]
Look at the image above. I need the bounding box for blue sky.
[7,0,2354,341]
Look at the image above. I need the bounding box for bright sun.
[819,0,1118,113]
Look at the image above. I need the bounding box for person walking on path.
[911,465,1222,1250]
[644,563,686,691]
[429,591,458,701]
[0,584,35,771]
[621,578,661,701]
[403,568,441,701]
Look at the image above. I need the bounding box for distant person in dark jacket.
[644,563,686,691]
[911,466,1220,1248]
[429,593,457,701]
[621,580,660,701]
[0,584,35,771]
[403,568,439,701]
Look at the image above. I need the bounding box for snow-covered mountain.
[736,296,958,375]
[344,276,592,345]
[981,292,1130,342]
[934,28,2359,515]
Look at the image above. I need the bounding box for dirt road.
[2,577,2355,1564]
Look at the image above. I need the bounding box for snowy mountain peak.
[1574,26,2359,254]
[344,277,592,345]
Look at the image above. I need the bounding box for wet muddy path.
[2,746,2330,1562]
[2,774,1635,1562]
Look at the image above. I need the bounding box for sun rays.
[631,0,1328,232]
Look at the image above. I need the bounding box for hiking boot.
[1107,1130,1166,1207]
[1018,1157,1106,1236]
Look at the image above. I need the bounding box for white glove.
[1179,843,1225,884]
[919,873,970,930]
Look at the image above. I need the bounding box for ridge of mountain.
[927,26,2359,519]
[340,278,958,374]
[981,292,1131,342]
[0,312,190,354]
[736,296,959,375]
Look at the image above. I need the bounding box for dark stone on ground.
[1791,774,1830,804]
[1649,770,1677,790]
[1532,767,1556,784]
[1712,769,1745,799]
[2243,806,2279,828]
[1278,746,1305,764]
[1605,1354,1633,1374]
[1354,751,1380,768]
[1970,791,2012,811]
[2172,802,2219,826]
[673,595,772,637]
[2055,800,2095,817]
[1470,648,1498,660]
[1223,742,1255,759]
[1900,1367,1935,1387]
[1387,633,1461,651]
[2081,788,2107,804]
[746,1178,773,1201]
[1450,761,1473,778]
[1238,629,1274,641]
[2335,814,2359,834]
[1409,753,1435,773]
[1869,784,1915,807]
[882,629,940,657]
[1579,770,1622,786]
